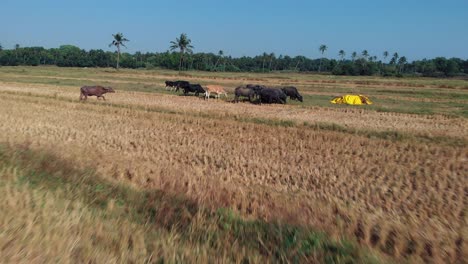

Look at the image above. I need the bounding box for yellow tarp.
[330,95,373,105]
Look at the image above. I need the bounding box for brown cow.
[204,85,227,100]
[80,86,115,101]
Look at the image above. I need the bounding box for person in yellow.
[330,95,373,105]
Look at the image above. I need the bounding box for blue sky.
[1,0,467,60]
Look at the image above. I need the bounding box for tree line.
[1,33,467,77]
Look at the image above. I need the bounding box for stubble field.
[0,66,466,263]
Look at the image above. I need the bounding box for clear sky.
[1,0,467,60]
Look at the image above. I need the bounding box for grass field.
[0,66,467,263]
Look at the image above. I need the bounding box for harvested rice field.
[0,66,466,263]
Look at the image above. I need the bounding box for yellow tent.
[330,95,373,105]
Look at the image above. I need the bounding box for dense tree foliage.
[0,45,466,77]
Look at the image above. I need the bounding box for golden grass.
[0,84,466,262]
[0,149,274,263]
[0,67,467,262]
[1,82,466,139]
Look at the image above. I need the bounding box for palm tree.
[383,51,389,63]
[398,56,407,73]
[338,50,346,61]
[318,44,327,72]
[391,52,399,65]
[0,43,3,51]
[170,33,194,72]
[214,50,223,70]
[362,50,369,60]
[109,33,129,69]
[14,44,20,59]
[261,52,268,72]
[351,52,357,61]
[268,52,275,71]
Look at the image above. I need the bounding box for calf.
[80,86,115,101]
[204,85,228,100]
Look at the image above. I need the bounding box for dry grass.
[0,143,372,263]
[0,67,467,263]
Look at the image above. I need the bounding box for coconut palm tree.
[214,50,223,70]
[109,32,129,69]
[383,51,389,64]
[14,44,20,60]
[338,50,346,61]
[261,52,268,72]
[351,52,357,61]
[362,50,369,60]
[318,44,327,72]
[170,33,194,72]
[268,53,275,71]
[398,56,407,73]
[391,52,399,65]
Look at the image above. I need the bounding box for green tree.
[170,33,194,72]
[318,44,327,72]
[268,52,275,71]
[14,44,20,60]
[351,52,357,61]
[362,50,369,60]
[261,52,268,72]
[397,56,407,73]
[383,51,389,63]
[108,32,129,69]
[391,52,399,65]
[0,43,3,51]
[338,50,346,61]
[214,50,223,71]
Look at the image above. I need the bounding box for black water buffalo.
[182,84,205,96]
[281,86,303,102]
[165,81,176,90]
[80,86,115,101]
[258,88,287,104]
[174,80,190,92]
[234,85,256,102]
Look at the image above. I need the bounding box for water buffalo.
[204,85,228,100]
[174,80,190,92]
[234,85,256,103]
[281,86,303,102]
[246,84,265,99]
[165,81,176,90]
[258,88,287,104]
[182,84,205,96]
[80,86,115,101]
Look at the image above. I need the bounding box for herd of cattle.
[79,80,303,104]
[165,80,303,104]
